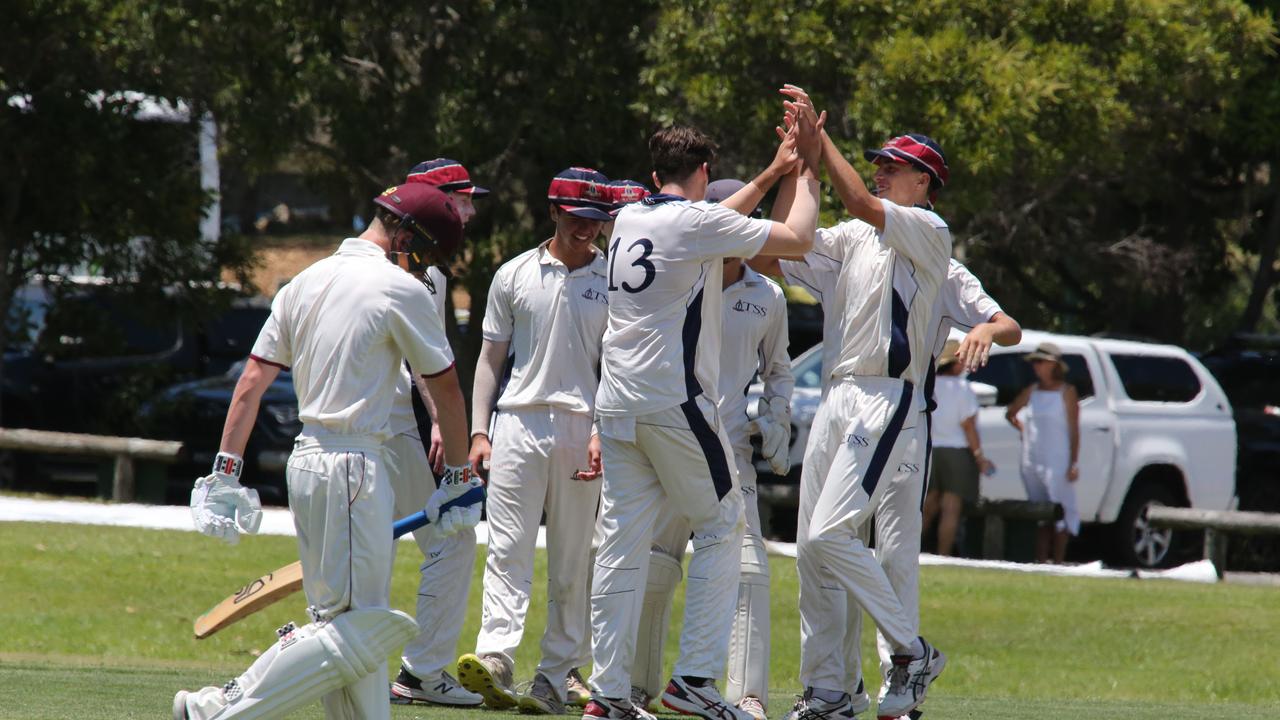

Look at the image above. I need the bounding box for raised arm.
[757,109,825,258]
[720,127,799,217]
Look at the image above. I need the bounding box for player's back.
[596,195,771,418]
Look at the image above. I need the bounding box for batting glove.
[425,465,484,540]
[756,396,792,476]
[190,452,263,545]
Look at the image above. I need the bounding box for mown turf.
[1,520,1278,719]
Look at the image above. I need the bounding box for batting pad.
[633,550,683,698]
[182,608,417,719]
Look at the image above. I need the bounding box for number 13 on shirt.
[608,237,656,294]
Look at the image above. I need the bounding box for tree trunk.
[1239,183,1280,333]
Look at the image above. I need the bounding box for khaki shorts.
[928,447,979,503]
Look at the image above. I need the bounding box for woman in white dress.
[1005,342,1080,563]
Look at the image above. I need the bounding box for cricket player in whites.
[457,167,616,715]
[586,113,823,720]
[386,158,491,707]
[629,177,794,720]
[175,183,484,720]
[773,85,950,720]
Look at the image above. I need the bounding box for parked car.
[749,330,1237,568]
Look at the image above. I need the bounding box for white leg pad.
[182,609,417,720]
[725,535,770,705]
[632,550,683,699]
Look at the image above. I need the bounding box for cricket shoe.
[630,685,654,712]
[876,637,946,718]
[519,673,568,715]
[390,665,483,706]
[781,688,859,720]
[172,690,189,720]
[457,652,519,709]
[876,711,925,720]
[738,695,768,720]
[661,676,753,720]
[850,678,871,715]
[583,695,658,720]
[566,668,592,707]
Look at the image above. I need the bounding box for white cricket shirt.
[931,375,980,448]
[388,265,450,439]
[719,266,793,454]
[595,196,773,417]
[779,200,950,400]
[930,259,1002,357]
[482,240,610,416]
[250,238,454,440]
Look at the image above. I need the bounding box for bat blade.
[193,560,304,639]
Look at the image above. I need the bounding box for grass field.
[2,520,1278,719]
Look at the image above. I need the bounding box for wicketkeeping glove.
[190,452,263,545]
[756,396,792,476]
[425,464,485,540]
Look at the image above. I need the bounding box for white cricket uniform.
[589,195,772,699]
[632,267,792,704]
[380,266,478,682]
[780,200,950,693]
[473,241,609,696]
[228,238,453,720]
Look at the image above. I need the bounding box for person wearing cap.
[386,159,491,708]
[587,115,822,720]
[455,167,615,715]
[175,183,483,720]
[921,340,993,556]
[627,177,794,720]
[1005,342,1081,563]
[766,85,949,720]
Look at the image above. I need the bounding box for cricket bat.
[193,485,485,639]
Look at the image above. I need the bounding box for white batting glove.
[425,465,484,540]
[190,452,262,545]
[756,396,792,476]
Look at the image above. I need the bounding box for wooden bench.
[971,499,1063,560]
[1145,506,1280,579]
[0,428,183,503]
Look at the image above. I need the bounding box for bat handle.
[392,485,486,537]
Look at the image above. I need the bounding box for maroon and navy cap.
[608,179,651,216]
[372,183,464,259]
[406,158,490,197]
[548,167,613,221]
[863,134,949,188]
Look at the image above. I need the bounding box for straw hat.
[1025,342,1068,373]
[936,339,961,369]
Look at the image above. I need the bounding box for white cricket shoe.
[876,638,946,718]
[567,668,593,707]
[781,689,859,720]
[457,652,519,709]
[738,695,768,720]
[630,685,654,712]
[661,677,753,720]
[390,665,483,706]
[583,695,658,720]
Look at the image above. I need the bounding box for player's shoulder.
[497,245,543,275]
[882,199,949,231]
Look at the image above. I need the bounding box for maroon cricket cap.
[607,179,651,217]
[548,167,613,221]
[863,134,949,188]
[372,183,464,259]
[406,158,490,197]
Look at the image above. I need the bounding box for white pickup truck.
[751,330,1237,568]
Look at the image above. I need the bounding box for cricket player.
[387,158,491,707]
[176,183,484,720]
[629,178,793,720]
[585,115,823,720]
[456,167,615,715]
[769,85,950,720]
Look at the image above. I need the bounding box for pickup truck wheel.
[1114,482,1182,569]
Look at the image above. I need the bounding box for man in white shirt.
[586,115,823,720]
[388,158,491,708]
[628,177,795,720]
[770,85,952,720]
[176,183,483,720]
[456,167,615,716]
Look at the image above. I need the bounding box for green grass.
[1,521,1278,719]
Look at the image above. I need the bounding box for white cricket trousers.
[796,378,925,694]
[590,396,745,700]
[290,431,398,720]
[635,450,770,704]
[475,406,600,694]
[385,432,477,680]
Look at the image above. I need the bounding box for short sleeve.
[780,249,841,305]
[249,289,293,370]
[695,203,772,260]
[880,200,951,273]
[943,260,1002,331]
[388,281,455,378]
[481,266,515,343]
